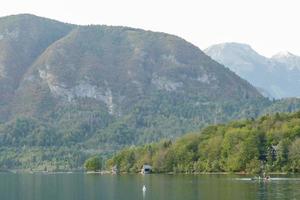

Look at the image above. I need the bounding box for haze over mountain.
[0,14,299,170]
[205,43,300,99]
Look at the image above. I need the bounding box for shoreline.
[0,169,293,175]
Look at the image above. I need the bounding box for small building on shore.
[141,165,152,174]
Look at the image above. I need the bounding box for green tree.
[274,139,290,171]
[288,138,300,172]
[84,156,102,171]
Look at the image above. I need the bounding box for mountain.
[0,14,299,170]
[16,27,262,118]
[204,43,300,99]
[271,51,300,70]
[10,24,267,147]
[0,14,74,121]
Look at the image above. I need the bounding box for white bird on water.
[143,185,146,192]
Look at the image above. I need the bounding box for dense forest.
[107,111,300,174]
[1,99,300,171]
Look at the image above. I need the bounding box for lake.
[0,173,299,200]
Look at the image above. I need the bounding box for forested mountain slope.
[0,14,299,170]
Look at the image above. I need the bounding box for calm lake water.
[0,173,299,200]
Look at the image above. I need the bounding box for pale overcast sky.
[0,0,299,57]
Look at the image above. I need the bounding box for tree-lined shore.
[104,112,300,174]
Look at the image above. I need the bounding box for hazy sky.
[1,0,299,57]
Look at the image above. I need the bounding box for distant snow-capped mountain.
[205,43,300,99]
[271,51,300,71]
